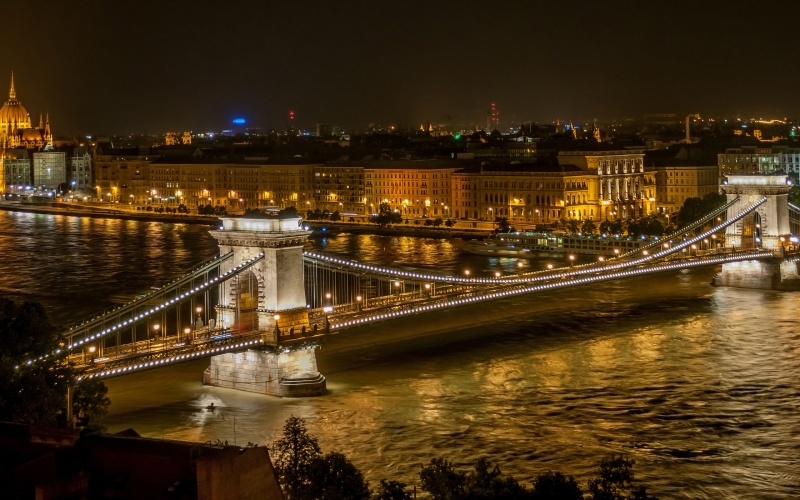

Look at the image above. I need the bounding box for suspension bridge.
[19,173,800,397]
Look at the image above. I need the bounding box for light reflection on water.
[1,213,798,499]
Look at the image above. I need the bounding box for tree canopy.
[268,416,660,500]
[370,203,403,227]
[676,192,726,228]
[0,298,110,430]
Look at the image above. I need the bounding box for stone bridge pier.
[714,173,800,290]
[202,216,326,397]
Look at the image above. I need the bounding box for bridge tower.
[715,173,800,289]
[203,216,327,397]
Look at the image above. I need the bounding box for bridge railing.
[64,252,233,334]
[612,197,740,261]
[65,252,265,355]
[327,249,775,331]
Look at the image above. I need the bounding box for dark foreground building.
[0,422,283,500]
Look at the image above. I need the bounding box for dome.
[1,100,30,125]
[0,73,30,127]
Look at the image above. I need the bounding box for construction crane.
[686,113,700,143]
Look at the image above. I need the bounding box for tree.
[789,172,800,206]
[581,219,597,235]
[433,217,444,228]
[609,219,624,236]
[445,219,456,229]
[566,219,580,234]
[0,299,71,426]
[420,458,532,500]
[587,455,657,500]
[424,218,434,227]
[306,452,371,500]
[73,378,111,433]
[279,206,299,219]
[271,416,322,500]
[676,192,726,228]
[626,219,642,238]
[0,299,110,428]
[373,479,413,500]
[494,216,510,232]
[331,210,342,222]
[371,203,402,227]
[214,205,228,216]
[642,217,664,237]
[466,458,531,500]
[531,471,583,500]
[419,458,466,500]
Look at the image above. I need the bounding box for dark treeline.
[271,416,658,500]
[0,299,110,432]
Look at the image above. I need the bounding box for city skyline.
[2,1,799,135]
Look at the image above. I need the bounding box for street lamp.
[464,269,470,276]
[184,327,190,342]
[598,256,605,262]
[356,295,363,310]
[196,306,203,328]
[88,345,96,363]
[568,254,575,267]
[494,271,501,278]
[323,306,333,332]
[546,263,553,270]
[151,324,160,351]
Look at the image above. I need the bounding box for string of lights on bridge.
[17,198,774,374]
[76,338,267,381]
[65,253,232,333]
[329,250,774,330]
[15,253,266,372]
[303,198,765,287]
[614,197,740,260]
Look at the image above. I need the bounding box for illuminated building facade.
[2,148,31,189]
[558,149,655,220]
[65,146,92,191]
[313,165,366,214]
[0,73,52,150]
[651,165,719,214]
[363,160,455,217]
[32,151,66,190]
[719,145,800,176]
[93,147,156,204]
[717,147,781,176]
[258,164,316,211]
[452,165,596,224]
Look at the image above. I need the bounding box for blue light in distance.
[232,118,246,125]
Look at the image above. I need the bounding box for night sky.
[2,1,797,134]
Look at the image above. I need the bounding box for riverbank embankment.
[0,201,221,226]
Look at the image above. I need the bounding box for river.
[1,211,798,499]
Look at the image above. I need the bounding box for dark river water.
[1,211,798,499]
